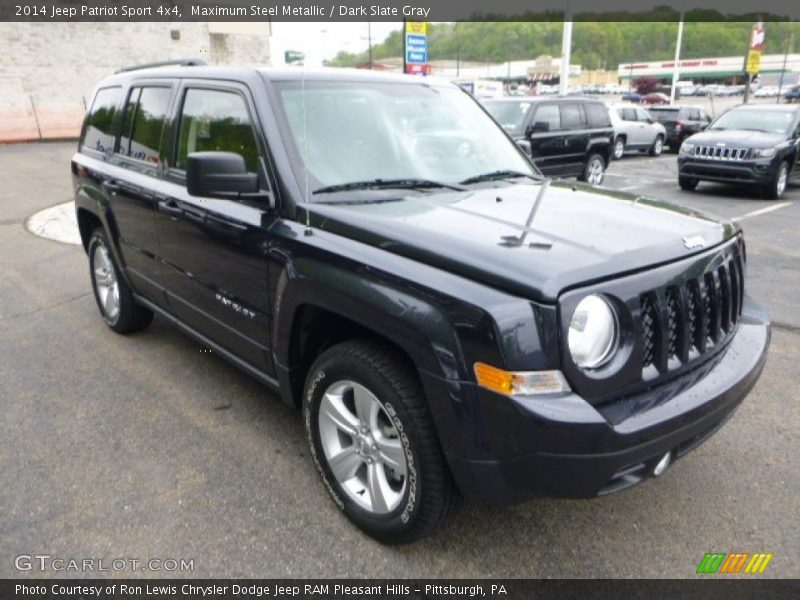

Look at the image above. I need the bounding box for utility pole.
[669,15,685,104]
[455,22,460,77]
[778,25,794,103]
[559,20,573,95]
[367,22,373,69]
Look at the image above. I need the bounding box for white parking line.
[732,201,792,222]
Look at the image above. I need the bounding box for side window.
[636,108,652,122]
[621,108,637,122]
[118,86,172,165]
[560,103,585,130]
[175,88,260,173]
[687,108,701,121]
[81,87,122,155]
[531,104,560,132]
[585,103,611,128]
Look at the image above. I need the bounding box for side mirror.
[186,152,259,198]
[527,121,549,135]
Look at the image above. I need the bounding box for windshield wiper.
[460,170,541,185]
[313,178,465,195]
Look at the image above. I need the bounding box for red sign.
[405,64,430,75]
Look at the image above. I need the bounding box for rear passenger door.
[108,82,176,308]
[154,81,276,373]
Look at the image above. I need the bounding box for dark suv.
[648,104,712,151]
[484,97,613,184]
[72,64,770,543]
[678,104,800,199]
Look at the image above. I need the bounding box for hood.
[686,129,785,148]
[307,182,738,303]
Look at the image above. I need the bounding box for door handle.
[157,199,183,218]
[101,180,120,195]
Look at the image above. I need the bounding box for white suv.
[608,103,667,159]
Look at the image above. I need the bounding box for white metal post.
[670,16,685,104]
[560,20,573,95]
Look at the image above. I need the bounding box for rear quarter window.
[81,87,122,155]
[585,103,611,128]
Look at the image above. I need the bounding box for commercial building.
[619,54,800,86]
[0,22,271,143]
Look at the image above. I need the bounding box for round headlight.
[568,295,618,369]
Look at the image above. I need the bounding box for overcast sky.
[271,22,403,66]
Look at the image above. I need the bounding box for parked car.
[621,92,642,103]
[755,86,779,98]
[484,96,613,184]
[643,92,670,105]
[608,103,667,159]
[72,64,770,543]
[678,103,800,199]
[784,85,800,103]
[648,104,712,151]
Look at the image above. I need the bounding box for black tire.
[678,176,699,191]
[88,227,153,333]
[578,153,606,185]
[649,135,664,157]
[762,161,789,200]
[612,136,625,160]
[303,339,457,544]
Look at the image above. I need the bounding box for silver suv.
[608,103,667,159]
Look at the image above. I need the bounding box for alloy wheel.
[587,158,605,185]
[93,242,120,321]
[318,380,408,514]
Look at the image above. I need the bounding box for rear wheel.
[762,161,789,200]
[649,135,664,157]
[679,176,699,191]
[612,136,625,160]
[579,153,606,185]
[303,340,457,544]
[88,228,153,333]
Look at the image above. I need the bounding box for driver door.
[155,82,276,373]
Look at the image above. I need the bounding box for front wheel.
[762,161,789,200]
[579,153,606,185]
[303,340,457,544]
[649,135,664,157]
[679,176,699,191]
[88,228,153,333]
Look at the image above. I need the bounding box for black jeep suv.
[678,104,800,199]
[484,97,613,184]
[648,104,712,151]
[73,64,770,543]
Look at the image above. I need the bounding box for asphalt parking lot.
[1,142,798,579]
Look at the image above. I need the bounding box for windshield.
[273,80,537,195]
[649,109,678,123]
[484,100,532,134]
[709,109,794,134]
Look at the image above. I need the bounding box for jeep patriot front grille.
[640,251,744,372]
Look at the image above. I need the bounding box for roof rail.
[116,58,207,74]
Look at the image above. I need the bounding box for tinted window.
[82,87,121,155]
[650,109,679,123]
[176,88,260,173]
[585,103,611,127]
[686,108,701,121]
[560,103,585,129]
[621,108,637,122]
[532,104,560,131]
[484,101,532,134]
[119,86,171,164]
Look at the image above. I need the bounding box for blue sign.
[405,33,427,64]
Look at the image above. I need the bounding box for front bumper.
[429,296,770,506]
[678,156,778,185]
